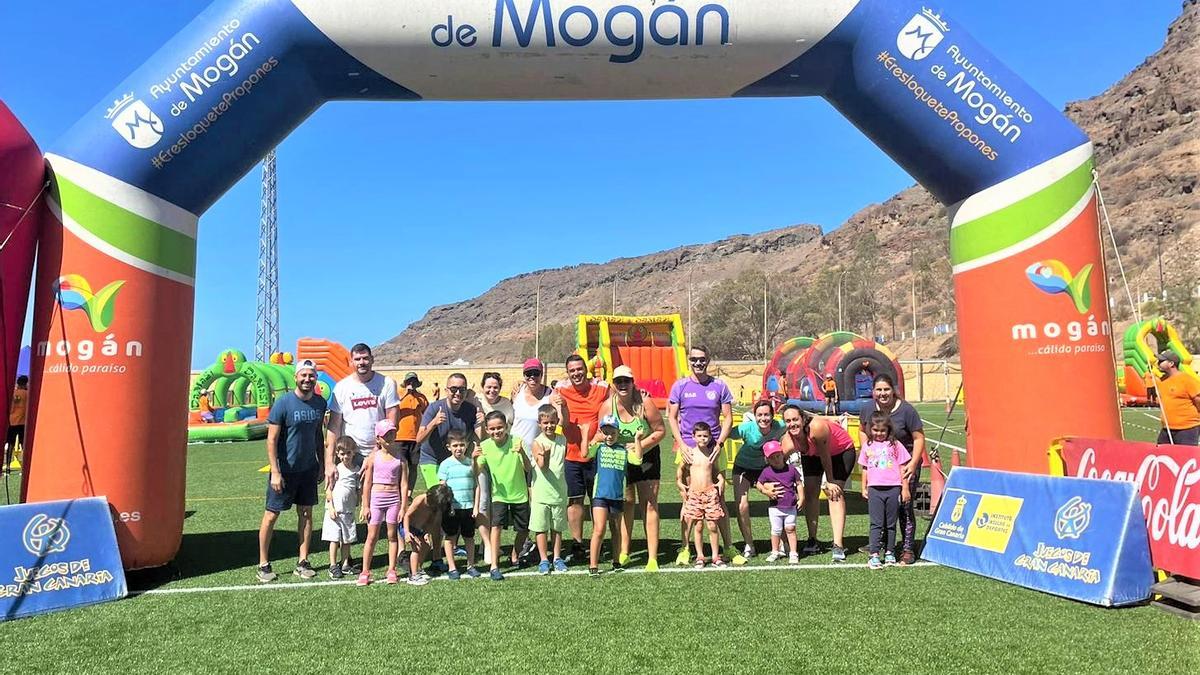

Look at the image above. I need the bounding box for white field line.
[130,561,938,596]
[1140,412,1161,422]
[920,418,967,454]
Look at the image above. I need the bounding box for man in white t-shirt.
[324,343,400,483]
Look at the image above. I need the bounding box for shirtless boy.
[677,422,726,568]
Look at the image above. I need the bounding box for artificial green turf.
[0,405,1195,673]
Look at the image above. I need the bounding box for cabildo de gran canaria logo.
[23,514,71,556]
[1054,496,1092,540]
[1025,260,1093,314]
[55,274,126,332]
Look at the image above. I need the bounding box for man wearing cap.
[324,343,400,483]
[1155,351,1200,446]
[257,359,328,582]
[396,372,429,492]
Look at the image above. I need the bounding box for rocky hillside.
[377,2,1199,366]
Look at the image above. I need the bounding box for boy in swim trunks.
[678,421,726,568]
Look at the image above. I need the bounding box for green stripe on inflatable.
[55,175,196,278]
[950,158,1094,266]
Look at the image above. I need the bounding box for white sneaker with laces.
[743,544,755,559]
[788,552,800,565]
[765,551,783,563]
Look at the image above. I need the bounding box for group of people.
[254,341,934,585]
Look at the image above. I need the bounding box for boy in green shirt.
[531,403,569,574]
[477,410,532,581]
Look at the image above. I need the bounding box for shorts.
[592,497,623,514]
[626,445,662,483]
[265,468,319,513]
[1159,426,1200,446]
[369,490,401,525]
[565,459,597,500]
[419,463,440,491]
[530,502,567,533]
[491,501,530,530]
[681,486,724,522]
[800,449,855,482]
[768,506,797,535]
[321,510,357,544]
[442,508,476,538]
[397,440,420,466]
[732,466,762,484]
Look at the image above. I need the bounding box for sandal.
[693,556,706,569]
[712,556,727,568]
[355,572,371,587]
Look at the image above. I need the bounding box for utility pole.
[1156,219,1166,301]
[687,280,693,348]
[837,271,844,331]
[255,150,279,362]
[612,279,617,314]
[763,277,769,360]
[534,279,541,361]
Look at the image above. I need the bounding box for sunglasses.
[689,357,708,364]
[613,377,634,385]
[447,386,466,394]
[523,370,542,378]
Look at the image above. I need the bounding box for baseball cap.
[612,365,635,381]
[295,359,317,374]
[522,358,544,374]
[763,440,783,457]
[825,374,834,379]
[600,414,620,430]
[374,419,397,437]
[1158,351,1181,366]
[403,371,422,386]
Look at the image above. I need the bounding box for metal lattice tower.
[255,150,279,362]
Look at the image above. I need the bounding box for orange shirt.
[559,380,610,462]
[1160,373,1200,430]
[9,387,26,426]
[395,390,429,441]
[822,380,837,395]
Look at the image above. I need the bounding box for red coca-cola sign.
[1059,438,1200,578]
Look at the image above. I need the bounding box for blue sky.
[0,1,1180,368]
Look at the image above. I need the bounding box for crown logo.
[921,7,949,32]
[104,93,136,120]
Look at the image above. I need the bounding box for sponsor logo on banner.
[1059,438,1200,578]
[105,94,164,149]
[1026,260,1093,314]
[931,489,1022,553]
[1054,496,1092,539]
[40,275,143,375]
[22,515,71,556]
[896,8,947,61]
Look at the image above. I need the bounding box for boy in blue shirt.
[587,415,644,577]
[437,430,481,579]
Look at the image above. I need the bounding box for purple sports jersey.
[669,377,733,446]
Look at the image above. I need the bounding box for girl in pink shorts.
[358,420,408,586]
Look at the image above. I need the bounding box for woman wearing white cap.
[607,365,667,570]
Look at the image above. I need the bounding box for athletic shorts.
[397,440,420,465]
[626,445,662,483]
[265,468,319,513]
[732,465,762,484]
[530,502,567,533]
[681,486,724,522]
[491,501,530,530]
[442,508,475,538]
[592,497,623,514]
[768,506,797,535]
[565,459,597,500]
[1145,387,1157,397]
[419,463,440,491]
[800,449,855,482]
[369,490,401,525]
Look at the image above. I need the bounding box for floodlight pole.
[255,149,279,362]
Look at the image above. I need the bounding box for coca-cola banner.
[1058,438,1199,578]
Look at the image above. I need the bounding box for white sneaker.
[407,574,429,586]
[765,551,783,563]
[743,544,755,559]
[788,552,800,565]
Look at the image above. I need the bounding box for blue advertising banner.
[0,498,128,621]
[923,468,1153,606]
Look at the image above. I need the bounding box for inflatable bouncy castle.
[577,314,687,407]
[764,332,904,413]
[1120,317,1195,405]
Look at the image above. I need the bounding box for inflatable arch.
[6,0,1121,567]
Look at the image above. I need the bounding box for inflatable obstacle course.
[188,349,294,442]
[576,314,687,407]
[1119,317,1195,405]
[763,332,904,414]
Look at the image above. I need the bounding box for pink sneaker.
[355,572,371,587]
[385,569,399,585]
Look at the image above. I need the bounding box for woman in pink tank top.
[776,405,854,562]
[358,420,408,586]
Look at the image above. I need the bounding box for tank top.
[372,453,403,487]
[611,396,652,446]
[512,386,551,449]
[806,419,856,456]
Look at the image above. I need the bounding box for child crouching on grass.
[438,430,481,579]
[858,411,911,569]
[678,422,725,568]
[588,415,644,577]
[531,403,569,574]
[322,436,361,579]
[403,483,454,586]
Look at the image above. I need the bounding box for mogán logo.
[105,93,164,149]
[1025,259,1093,314]
[55,274,126,332]
[897,8,948,61]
